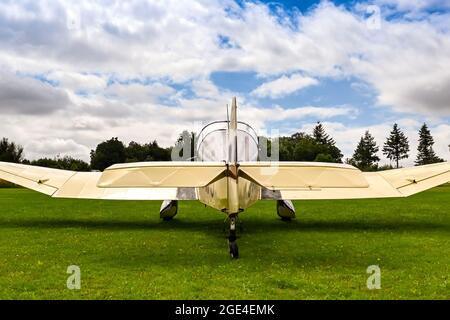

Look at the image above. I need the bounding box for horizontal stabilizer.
[97,161,226,188]
[239,161,368,189]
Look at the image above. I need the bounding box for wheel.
[229,241,239,259]
[160,200,178,220]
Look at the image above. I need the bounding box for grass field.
[0,187,449,300]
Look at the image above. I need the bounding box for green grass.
[0,187,449,300]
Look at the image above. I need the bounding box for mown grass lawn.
[0,187,449,299]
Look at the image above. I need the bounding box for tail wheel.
[229,240,239,259]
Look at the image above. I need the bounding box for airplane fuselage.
[196,99,261,215]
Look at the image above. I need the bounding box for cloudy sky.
[1,0,449,165]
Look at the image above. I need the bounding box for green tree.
[312,123,343,162]
[147,141,171,161]
[278,127,343,163]
[313,122,335,145]
[31,156,90,171]
[125,140,171,162]
[125,141,149,162]
[351,130,380,171]
[314,153,335,162]
[0,138,24,163]
[292,134,318,161]
[415,123,444,165]
[278,136,295,161]
[90,137,126,171]
[382,123,410,168]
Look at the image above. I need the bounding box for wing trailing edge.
[256,161,450,200]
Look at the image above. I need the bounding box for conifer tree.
[382,123,410,168]
[313,122,335,145]
[351,130,380,171]
[415,123,443,165]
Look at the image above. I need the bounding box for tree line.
[0,137,172,172]
[346,123,444,171]
[0,123,446,173]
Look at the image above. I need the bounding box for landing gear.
[276,200,296,221]
[228,214,239,259]
[229,240,239,259]
[160,200,178,220]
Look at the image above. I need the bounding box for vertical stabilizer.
[227,97,239,213]
[230,97,237,130]
[228,97,238,164]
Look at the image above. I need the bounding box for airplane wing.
[0,161,226,200]
[238,161,450,200]
[96,161,226,188]
[2,160,448,201]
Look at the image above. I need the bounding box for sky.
[0,0,449,165]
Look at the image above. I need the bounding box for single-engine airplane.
[1,97,449,258]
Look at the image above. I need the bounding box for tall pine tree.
[313,122,335,145]
[351,130,380,171]
[415,123,443,165]
[382,123,410,168]
[311,122,343,163]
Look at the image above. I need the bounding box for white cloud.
[47,71,107,92]
[0,1,449,115]
[251,74,318,98]
[105,82,175,104]
[239,105,356,127]
[25,138,91,160]
[0,70,70,114]
[0,0,449,161]
[190,79,222,99]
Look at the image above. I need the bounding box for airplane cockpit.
[196,121,259,162]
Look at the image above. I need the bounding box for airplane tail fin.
[230,97,237,130]
[228,97,238,164]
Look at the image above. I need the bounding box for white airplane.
[1,97,449,258]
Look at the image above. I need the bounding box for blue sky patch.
[211,71,264,93]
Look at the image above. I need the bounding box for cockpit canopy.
[197,121,259,162]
